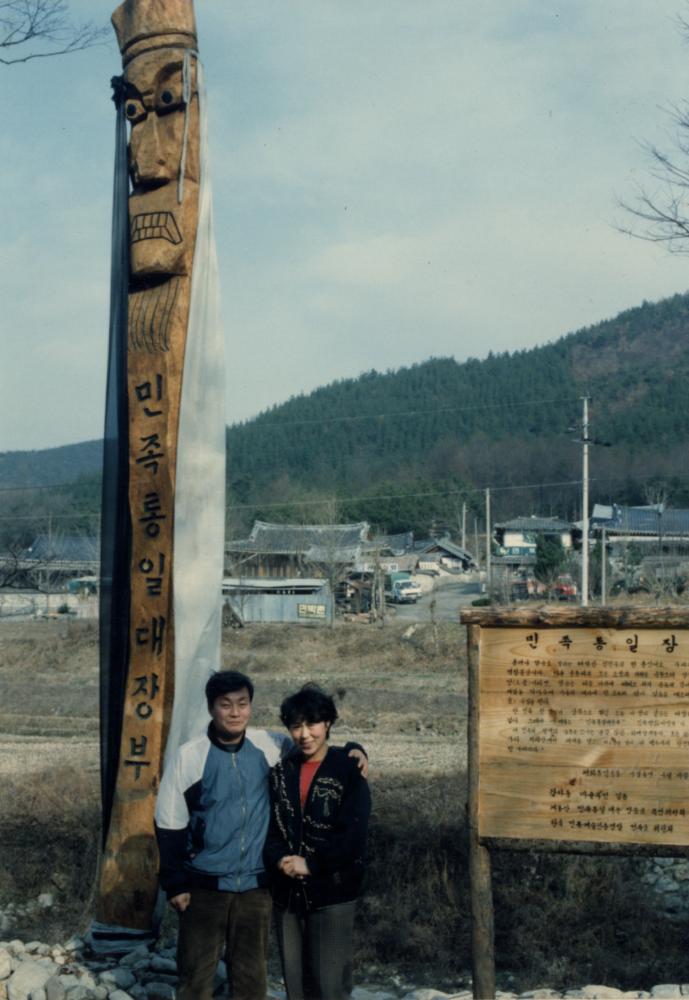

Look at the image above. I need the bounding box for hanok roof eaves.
[417,537,474,560]
[24,533,99,562]
[372,532,414,555]
[496,517,572,533]
[228,521,370,556]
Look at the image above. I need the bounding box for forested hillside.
[227,292,689,529]
[4,291,689,538]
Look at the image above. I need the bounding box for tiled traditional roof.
[496,516,572,533]
[417,536,475,562]
[227,520,370,559]
[24,534,99,562]
[372,532,415,555]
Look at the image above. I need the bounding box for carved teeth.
[130,212,183,245]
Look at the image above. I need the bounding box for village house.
[493,515,573,568]
[225,520,371,579]
[415,536,477,573]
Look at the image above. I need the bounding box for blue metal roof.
[590,504,689,536]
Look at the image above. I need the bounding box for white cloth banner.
[167,61,225,765]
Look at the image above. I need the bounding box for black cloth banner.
[98,81,132,843]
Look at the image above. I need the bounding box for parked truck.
[385,571,421,604]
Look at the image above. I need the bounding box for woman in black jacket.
[264,684,371,1000]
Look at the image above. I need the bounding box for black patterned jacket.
[263,745,371,913]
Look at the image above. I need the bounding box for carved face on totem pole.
[112,0,199,282]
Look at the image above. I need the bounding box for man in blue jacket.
[155,670,365,1000]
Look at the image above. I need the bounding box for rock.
[7,961,52,1000]
[60,943,82,957]
[45,977,69,1000]
[35,897,52,912]
[28,990,46,1000]
[74,975,95,992]
[98,970,135,991]
[0,952,12,981]
[63,989,91,1000]
[351,990,397,1000]
[107,992,134,1000]
[651,989,683,999]
[402,991,452,1000]
[30,965,55,978]
[90,989,107,1000]
[581,988,625,998]
[518,992,561,999]
[118,949,149,969]
[143,984,174,999]
[146,959,175,976]
[139,975,175,987]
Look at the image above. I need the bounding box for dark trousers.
[177,886,272,1000]
[274,900,356,1000]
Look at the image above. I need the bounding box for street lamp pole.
[581,396,590,608]
[485,487,492,596]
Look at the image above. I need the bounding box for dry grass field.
[2,617,689,992]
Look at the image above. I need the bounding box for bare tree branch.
[0,0,107,65]
[618,10,689,253]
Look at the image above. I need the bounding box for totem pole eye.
[125,99,146,122]
[161,90,174,105]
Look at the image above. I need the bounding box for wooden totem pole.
[92,0,224,950]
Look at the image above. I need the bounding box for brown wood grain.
[476,625,689,849]
[461,605,689,627]
[96,4,201,929]
[468,624,496,999]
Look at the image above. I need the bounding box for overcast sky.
[3,0,689,453]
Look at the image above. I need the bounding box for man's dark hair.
[206,670,254,709]
[280,683,338,729]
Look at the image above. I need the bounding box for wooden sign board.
[479,625,689,846]
[461,607,689,1000]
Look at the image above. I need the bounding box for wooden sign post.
[93,0,225,950]
[462,606,689,1000]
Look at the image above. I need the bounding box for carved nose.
[132,116,172,187]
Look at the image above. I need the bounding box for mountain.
[4,291,689,535]
[227,292,689,526]
[0,439,102,489]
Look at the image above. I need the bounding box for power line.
[239,395,584,429]
[0,482,81,495]
[1,470,688,519]
[0,391,588,495]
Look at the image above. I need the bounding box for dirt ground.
[0,618,467,780]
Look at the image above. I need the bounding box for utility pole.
[581,397,590,608]
[462,501,467,551]
[600,526,607,605]
[485,488,492,596]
